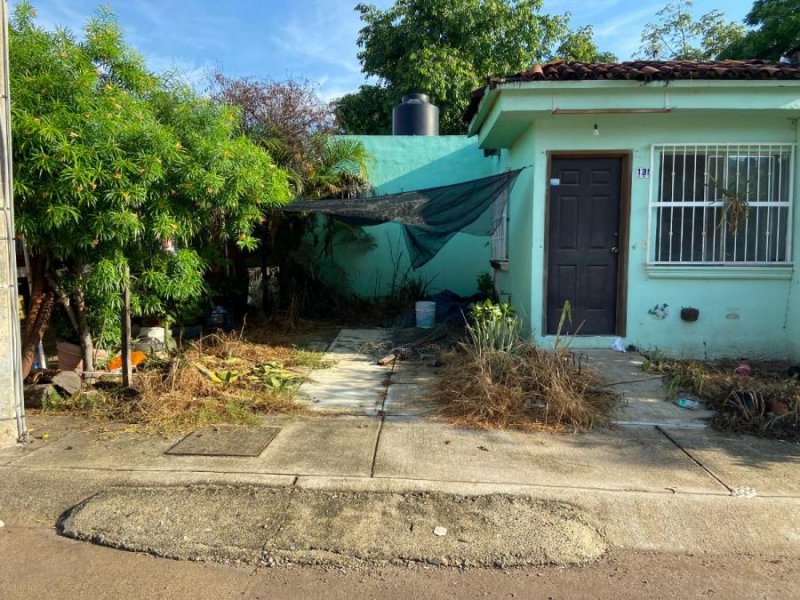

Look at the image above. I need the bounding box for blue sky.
[20,0,753,99]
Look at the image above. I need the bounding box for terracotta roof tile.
[464,59,800,123]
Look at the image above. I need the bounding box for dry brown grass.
[433,344,614,432]
[47,331,334,433]
[644,355,800,439]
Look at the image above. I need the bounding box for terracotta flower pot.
[56,341,83,373]
[56,343,109,373]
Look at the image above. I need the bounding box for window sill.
[491,259,509,271]
[646,264,794,280]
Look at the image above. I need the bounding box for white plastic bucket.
[139,326,166,343]
[415,301,436,329]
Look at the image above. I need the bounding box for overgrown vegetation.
[12,3,290,376]
[211,71,376,322]
[42,330,335,433]
[433,301,613,431]
[642,351,800,440]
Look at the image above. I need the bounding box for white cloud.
[268,0,371,98]
[594,4,663,39]
[144,54,212,89]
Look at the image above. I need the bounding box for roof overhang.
[468,80,800,149]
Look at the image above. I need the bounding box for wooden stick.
[120,274,132,387]
[377,329,448,366]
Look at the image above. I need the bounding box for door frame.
[542,151,632,337]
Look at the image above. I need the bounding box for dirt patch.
[59,485,606,568]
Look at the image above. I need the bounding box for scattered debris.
[611,338,626,353]
[642,353,800,440]
[675,393,701,410]
[38,329,334,433]
[734,361,752,377]
[377,328,449,366]
[0,519,4,528]
[730,487,757,499]
[433,526,448,537]
[106,351,148,372]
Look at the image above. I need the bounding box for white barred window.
[491,196,508,262]
[650,144,794,265]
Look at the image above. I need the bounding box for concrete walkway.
[584,349,716,429]
[298,328,438,417]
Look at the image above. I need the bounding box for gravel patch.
[59,485,607,568]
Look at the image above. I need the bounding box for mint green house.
[341,60,800,360]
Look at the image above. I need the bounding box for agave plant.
[464,300,521,356]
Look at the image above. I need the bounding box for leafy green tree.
[211,73,370,198]
[11,4,289,375]
[557,26,618,63]
[721,0,800,61]
[334,85,393,135]
[211,72,373,317]
[638,0,746,60]
[335,0,614,134]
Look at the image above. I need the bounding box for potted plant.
[52,304,112,373]
[52,305,82,372]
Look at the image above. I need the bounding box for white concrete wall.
[0,0,24,446]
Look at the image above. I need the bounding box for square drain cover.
[166,426,280,457]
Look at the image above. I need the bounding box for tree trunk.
[73,282,95,375]
[20,255,54,379]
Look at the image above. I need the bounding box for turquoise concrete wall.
[505,112,799,359]
[329,136,505,298]
[494,132,535,329]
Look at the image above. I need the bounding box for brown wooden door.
[547,157,622,335]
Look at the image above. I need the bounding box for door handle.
[610,246,619,254]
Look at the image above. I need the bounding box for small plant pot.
[56,341,83,373]
[680,307,700,322]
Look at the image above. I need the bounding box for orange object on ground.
[106,351,148,371]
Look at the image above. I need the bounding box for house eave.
[469,79,800,149]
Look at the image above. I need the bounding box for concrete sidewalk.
[2,410,800,559]
[2,327,800,564]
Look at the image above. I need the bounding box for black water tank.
[392,93,439,136]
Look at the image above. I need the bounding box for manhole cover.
[166,426,280,457]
